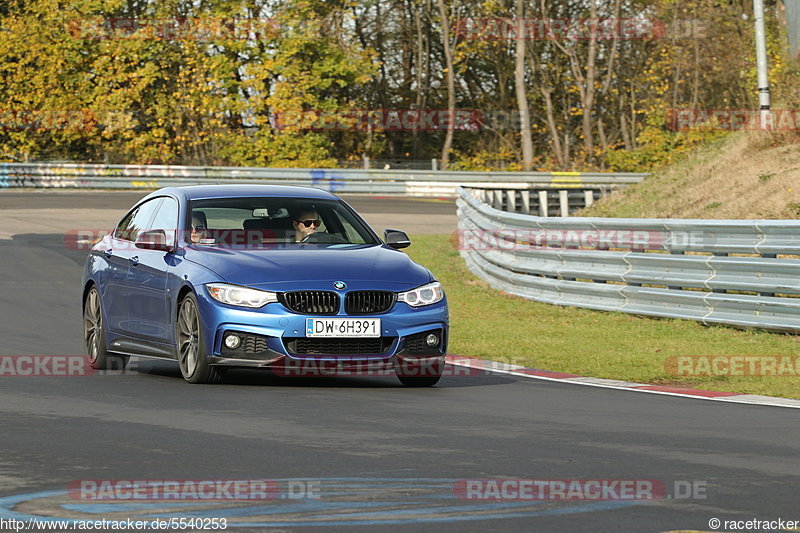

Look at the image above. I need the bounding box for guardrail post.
[506,190,516,212]
[493,189,504,210]
[559,190,569,217]
[538,190,548,216]
[431,158,438,171]
[584,189,594,208]
[521,190,531,214]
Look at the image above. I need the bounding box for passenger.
[292,209,321,243]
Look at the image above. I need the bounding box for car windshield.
[187,197,380,247]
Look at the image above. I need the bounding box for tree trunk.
[541,86,565,167]
[620,111,633,151]
[437,0,455,169]
[412,0,429,159]
[580,0,598,158]
[515,0,534,170]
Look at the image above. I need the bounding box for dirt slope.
[582,132,800,219]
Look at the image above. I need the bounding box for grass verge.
[405,233,800,399]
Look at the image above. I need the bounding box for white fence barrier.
[0,162,645,208]
[457,187,800,332]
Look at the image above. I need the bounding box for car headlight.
[205,283,278,308]
[397,281,444,307]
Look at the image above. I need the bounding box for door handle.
[129,256,139,266]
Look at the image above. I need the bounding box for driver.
[190,213,210,244]
[292,209,321,243]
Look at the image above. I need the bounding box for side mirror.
[384,229,411,249]
[135,229,174,252]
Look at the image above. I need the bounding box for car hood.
[183,244,434,291]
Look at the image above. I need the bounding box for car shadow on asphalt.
[128,359,515,388]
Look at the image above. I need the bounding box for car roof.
[143,184,340,203]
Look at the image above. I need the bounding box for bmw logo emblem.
[333,281,347,290]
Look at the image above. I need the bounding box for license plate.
[305,318,381,337]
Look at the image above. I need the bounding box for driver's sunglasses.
[297,219,321,228]
[192,224,206,231]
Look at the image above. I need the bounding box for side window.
[149,197,179,247]
[114,198,162,242]
[114,210,137,242]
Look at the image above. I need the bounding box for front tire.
[83,286,128,370]
[176,292,223,384]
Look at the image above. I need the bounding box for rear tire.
[83,286,129,371]
[395,357,443,387]
[176,292,223,384]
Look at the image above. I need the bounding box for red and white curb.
[445,355,800,410]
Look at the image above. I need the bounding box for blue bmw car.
[82,185,448,386]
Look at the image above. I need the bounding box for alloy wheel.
[178,297,200,378]
[83,288,102,363]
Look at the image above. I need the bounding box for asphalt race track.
[0,191,798,532]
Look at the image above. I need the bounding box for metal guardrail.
[457,187,800,332]
[0,162,646,201]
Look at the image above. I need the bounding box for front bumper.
[195,287,449,368]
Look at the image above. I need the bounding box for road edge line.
[445,355,800,410]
